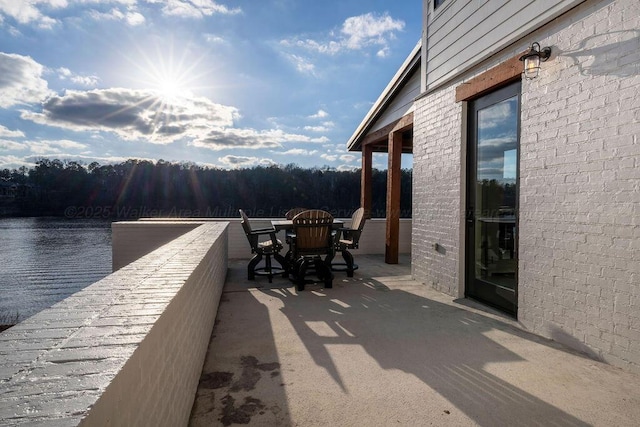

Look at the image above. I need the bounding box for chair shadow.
[260,277,591,427]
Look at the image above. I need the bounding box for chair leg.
[296,258,307,291]
[331,249,358,277]
[341,250,355,277]
[322,260,333,288]
[311,257,333,288]
[247,253,262,280]
[274,252,289,278]
[264,254,273,283]
[325,249,336,266]
[314,257,326,280]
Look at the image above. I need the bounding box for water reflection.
[0,218,112,322]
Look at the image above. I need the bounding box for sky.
[0,0,421,171]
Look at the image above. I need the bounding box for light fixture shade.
[519,42,552,79]
[523,55,541,79]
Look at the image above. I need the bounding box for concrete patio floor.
[189,255,640,426]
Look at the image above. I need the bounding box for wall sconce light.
[519,42,552,79]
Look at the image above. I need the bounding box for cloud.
[337,164,358,172]
[476,136,517,180]
[0,154,32,170]
[26,139,87,155]
[285,54,316,75]
[192,127,328,151]
[308,109,329,119]
[0,1,240,28]
[279,39,338,55]
[0,53,52,108]
[277,148,319,156]
[280,12,404,58]
[321,153,338,162]
[21,87,240,144]
[303,120,334,132]
[149,0,242,18]
[303,111,333,131]
[339,154,357,162]
[218,155,275,169]
[478,99,516,130]
[0,0,59,28]
[0,139,26,151]
[88,7,146,26]
[0,125,25,138]
[376,47,390,58]
[56,67,100,87]
[11,76,330,151]
[303,125,328,132]
[204,33,227,44]
[340,12,404,50]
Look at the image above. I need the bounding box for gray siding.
[425,0,586,90]
[370,70,420,133]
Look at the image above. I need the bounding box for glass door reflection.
[466,81,520,315]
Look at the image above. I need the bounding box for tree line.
[0,159,412,219]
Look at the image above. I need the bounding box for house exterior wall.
[413,0,640,372]
[423,0,586,90]
[412,83,464,297]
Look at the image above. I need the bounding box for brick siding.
[0,222,228,425]
[413,0,640,372]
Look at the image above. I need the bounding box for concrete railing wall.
[114,218,411,270]
[111,220,202,270]
[1,216,410,425]
[0,222,228,426]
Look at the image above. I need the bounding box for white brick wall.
[413,0,640,373]
[412,85,464,297]
[0,222,228,426]
[518,0,640,372]
[115,218,412,266]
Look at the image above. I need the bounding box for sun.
[155,75,185,102]
[125,40,204,103]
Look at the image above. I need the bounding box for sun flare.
[155,75,185,102]
[126,41,207,104]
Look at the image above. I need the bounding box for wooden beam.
[361,145,372,218]
[392,111,413,133]
[385,131,402,264]
[360,112,414,152]
[360,119,400,147]
[455,54,524,102]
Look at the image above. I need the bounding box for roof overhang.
[347,39,421,153]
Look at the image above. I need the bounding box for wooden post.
[361,144,373,218]
[385,131,401,264]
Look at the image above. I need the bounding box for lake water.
[0,218,112,323]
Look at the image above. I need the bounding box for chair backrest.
[351,207,366,233]
[285,207,307,220]
[239,209,252,234]
[239,209,258,250]
[292,210,333,255]
[343,207,366,248]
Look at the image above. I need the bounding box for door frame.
[464,80,521,317]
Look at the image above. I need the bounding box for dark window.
[434,0,446,9]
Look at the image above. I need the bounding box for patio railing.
[113,217,412,270]
[0,217,410,426]
[0,221,228,426]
